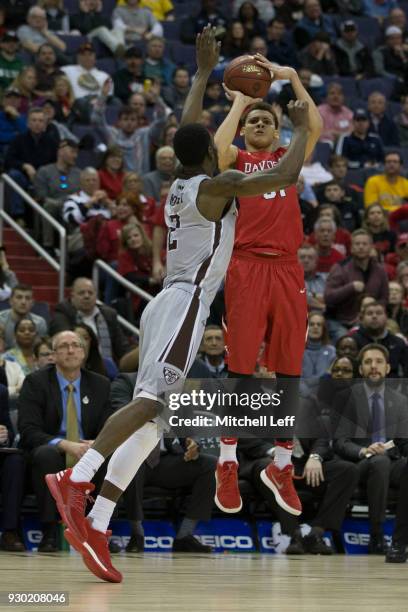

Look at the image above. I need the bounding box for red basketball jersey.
[234,147,303,256]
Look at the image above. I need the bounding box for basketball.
[223,55,272,98]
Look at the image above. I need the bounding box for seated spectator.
[180,0,228,44]
[222,21,251,59]
[396,261,408,306]
[364,151,408,214]
[316,153,363,210]
[0,383,25,552]
[33,336,55,369]
[17,6,66,59]
[50,277,128,364]
[10,66,43,114]
[98,146,125,201]
[162,67,190,112]
[363,0,398,19]
[142,145,175,202]
[298,244,326,312]
[334,343,408,554]
[301,312,336,397]
[387,281,408,338]
[62,42,112,100]
[0,246,18,303]
[34,138,81,253]
[4,317,38,375]
[122,172,157,231]
[311,218,345,274]
[385,232,408,280]
[38,0,69,32]
[198,324,228,377]
[350,301,408,377]
[294,0,336,49]
[40,98,79,145]
[299,32,338,76]
[362,203,396,257]
[34,44,63,97]
[367,91,400,147]
[349,294,377,333]
[335,334,359,360]
[237,2,267,39]
[373,26,408,96]
[325,229,389,338]
[92,81,169,174]
[113,0,163,46]
[4,107,58,225]
[74,322,118,381]
[266,17,299,68]
[320,182,360,233]
[277,67,322,114]
[0,284,47,349]
[17,330,112,552]
[0,325,25,398]
[113,46,144,103]
[386,6,408,39]
[0,31,23,94]
[132,0,174,21]
[311,204,352,256]
[70,0,125,58]
[395,96,408,146]
[203,80,229,113]
[336,108,384,169]
[318,83,353,147]
[52,75,75,124]
[297,175,318,235]
[111,372,216,553]
[333,19,374,78]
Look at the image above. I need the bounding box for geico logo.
[110,536,128,547]
[261,536,277,550]
[196,535,253,548]
[27,530,43,544]
[144,536,173,549]
[344,533,392,545]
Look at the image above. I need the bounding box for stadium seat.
[168,41,196,65]
[162,21,181,40]
[359,77,397,100]
[313,141,332,167]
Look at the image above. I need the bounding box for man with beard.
[334,344,408,554]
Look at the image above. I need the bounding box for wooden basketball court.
[1,552,407,612]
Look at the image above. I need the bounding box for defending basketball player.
[213,59,323,517]
[45,29,309,583]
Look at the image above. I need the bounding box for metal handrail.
[0,174,67,301]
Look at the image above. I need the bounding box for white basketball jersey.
[163,175,237,304]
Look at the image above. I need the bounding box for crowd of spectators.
[0,0,408,559]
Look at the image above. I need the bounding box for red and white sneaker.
[260,463,301,516]
[214,461,242,513]
[45,469,94,542]
[65,518,122,583]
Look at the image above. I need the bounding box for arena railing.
[93,258,154,338]
[0,173,67,302]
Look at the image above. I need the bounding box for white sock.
[274,445,292,470]
[70,448,105,483]
[219,437,237,464]
[87,496,116,534]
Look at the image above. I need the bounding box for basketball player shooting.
[213,59,323,517]
[45,28,309,583]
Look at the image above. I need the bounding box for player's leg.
[260,261,307,516]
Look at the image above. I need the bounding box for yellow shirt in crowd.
[364,174,408,212]
[116,0,174,20]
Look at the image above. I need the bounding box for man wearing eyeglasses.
[34,139,81,256]
[17,330,112,552]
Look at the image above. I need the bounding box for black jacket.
[49,300,129,363]
[4,129,59,172]
[333,41,374,78]
[0,383,14,446]
[18,365,112,451]
[333,383,408,461]
[368,114,400,147]
[350,327,408,378]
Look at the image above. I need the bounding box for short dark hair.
[118,106,137,119]
[33,336,52,359]
[358,343,390,364]
[11,283,33,296]
[329,154,348,167]
[361,300,386,316]
[173,123,211,166]
[241,101,279,129]
[14,316,36,334]
[385,150,403,164]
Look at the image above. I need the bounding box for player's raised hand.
[253,54,295,81]
[222,83,262,107]
[196,24,221,73]
[287,100,309,129]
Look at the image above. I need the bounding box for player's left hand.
[184,438,199,461]
[196,25,221,73]
[254,55,296,81]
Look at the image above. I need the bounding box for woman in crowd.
[11,67,43,114]
[301,312,336,398]
[121,174,157,236]
[98,146,125,201]
[396,261,408,307]
[3,318,38,375]
[0,247,18,304]
[222,21,251,59]
[74,323,118,381]
[317,354,356,431]
[0,325,25,399]
[388,281,408,338]
[237,1,267,38]
[335,335,359,361]
[363,203,396,257]
[52,75,75,124]
[33,336,55,370]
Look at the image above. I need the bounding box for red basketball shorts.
[225,251,307,376]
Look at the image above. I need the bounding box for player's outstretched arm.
[254,56,323,161]
[180,25,220,127]
[198,101,308,221]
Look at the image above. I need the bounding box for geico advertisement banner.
[257,521,333,554]
[341,518,394,554]
[194,518,255,552]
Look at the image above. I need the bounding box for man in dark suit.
[18,330,112,552]
[49,277,129,365]
[111,373,217,553]
[0,383,25,552]
[334,343,408,554]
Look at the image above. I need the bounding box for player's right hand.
[287,100,309,128]
[222,83,262,107]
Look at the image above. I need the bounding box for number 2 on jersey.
[263,189,286,200]
[168,213,180,251]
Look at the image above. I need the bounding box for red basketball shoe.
[260,463,301,516]
[214,461,242,513]
[65,518,122,583]
[45,469,94,541]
